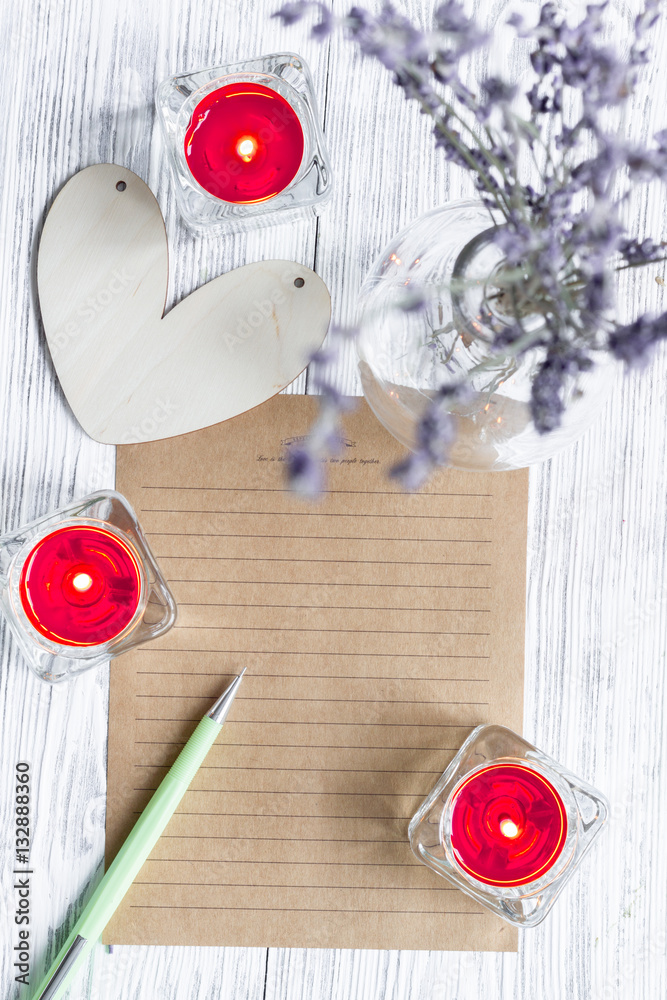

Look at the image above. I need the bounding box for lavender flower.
[390,384,464,488]
[609,313,667,364]
[478,76,518,122]
[618,237,667,265]
[531,349,593,434]
[286,446,325,496]
[283,324,359,496]
[273,0,312,25]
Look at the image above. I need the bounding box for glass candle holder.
[408,724,608,927]
[157,52,332,233]
[0,491,177,682]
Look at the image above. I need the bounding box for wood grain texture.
[0,0,665,998]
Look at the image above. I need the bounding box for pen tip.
[206,669,246,725]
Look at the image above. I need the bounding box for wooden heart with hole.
[37,164,330,444]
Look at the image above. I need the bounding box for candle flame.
[499,817,520,839]
[72,572,93,593]
[236,136,258,162]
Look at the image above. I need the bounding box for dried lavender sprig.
[389,383,466,488]
[274,0,667,483]
[284,324,359,496]
[274,2,519,219]
[609,312,667,364]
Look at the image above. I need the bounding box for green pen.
[32,669,245,1000]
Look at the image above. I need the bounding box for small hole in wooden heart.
[294,277,305,288]
[116,181,127,192]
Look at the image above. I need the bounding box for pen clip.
[36,935,88,1000]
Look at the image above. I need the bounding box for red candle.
[184,81,305,204]
[19,525,142,647]
[449,762,568,886]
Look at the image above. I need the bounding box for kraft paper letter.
[105,395,528,951]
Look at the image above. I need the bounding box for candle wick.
[236,136,258,162]
[499,817,520,839]
[72,572,94,593]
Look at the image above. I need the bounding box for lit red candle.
[448,762,568,886]
[184,81,305,204]
[18,524,143,647]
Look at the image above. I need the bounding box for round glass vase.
[356,201,613,471]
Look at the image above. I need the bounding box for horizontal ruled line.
[135,720,474,727]
[136,789,431,797]
[141,486,493,497]
[135,881,451,891]
[177,603,490,612]
[148,860,420,867]
[136,671,489,681]
[144,508,492,520]
[134,765,444,774]
[135,695,489,706]
[130,906,480,914]
[169,584,491,590]
[149,532,492,544]
[172,627,490,635]
[157,556,493,570]
[135,743,460,751]
[158,833,408,842]
[136,650,490,658]
[132,813,413,819]
[168,580,491,589]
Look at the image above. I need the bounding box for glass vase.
[357,201,613,471]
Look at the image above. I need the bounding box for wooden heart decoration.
[37,165,330,444]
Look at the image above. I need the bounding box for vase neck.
[451,226,545,345]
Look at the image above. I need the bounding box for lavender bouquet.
[275,0,667,490]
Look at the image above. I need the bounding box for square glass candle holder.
[156,52,332,233]
[0,491,177,683]
[408,724,608,927]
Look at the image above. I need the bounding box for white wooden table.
[1,1,666,997]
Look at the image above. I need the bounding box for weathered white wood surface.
[1,1,666,998]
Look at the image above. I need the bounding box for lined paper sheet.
[105,396,528,951]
